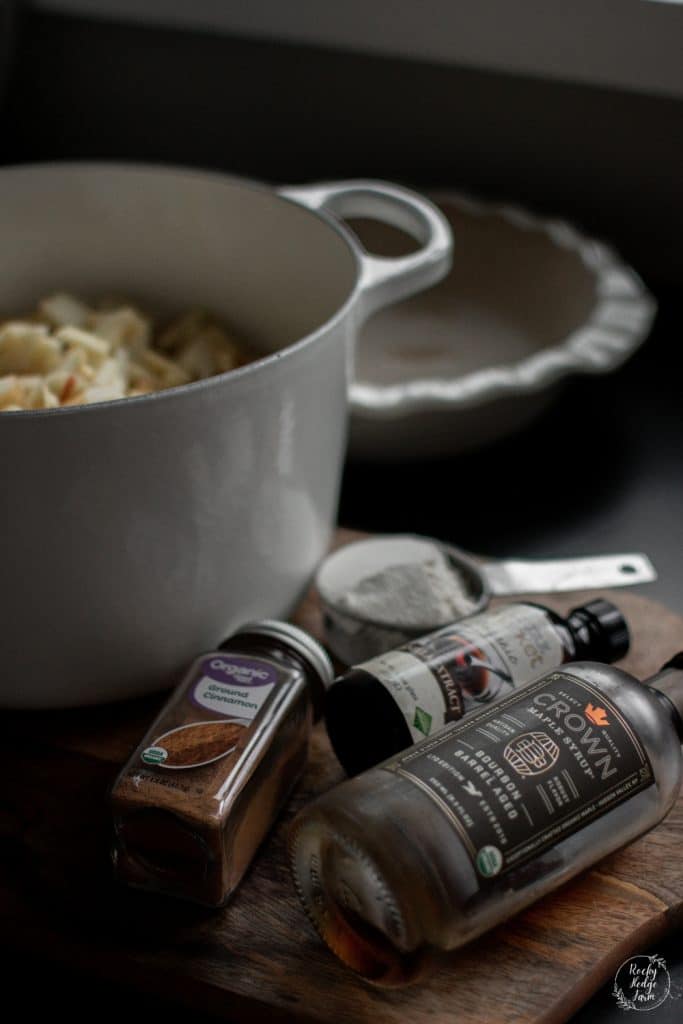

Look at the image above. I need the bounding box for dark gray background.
[0,8,681,1022]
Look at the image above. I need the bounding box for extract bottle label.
[358,604,564,741]
[385,671,654,881]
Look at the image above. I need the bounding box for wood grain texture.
[0,529,681,1024]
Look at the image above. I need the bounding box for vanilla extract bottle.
[291,656,683,985]
[325,599,629,775]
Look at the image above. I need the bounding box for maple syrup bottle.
[291,656,683,985]
[325,599,629,775]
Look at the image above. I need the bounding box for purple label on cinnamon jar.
[190,655,279,720]
[201,655,278,687]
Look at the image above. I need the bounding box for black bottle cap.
[567,598,630,662]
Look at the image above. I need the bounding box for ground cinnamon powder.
[149,720,245,768]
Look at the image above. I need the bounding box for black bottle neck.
[647,666,683,742]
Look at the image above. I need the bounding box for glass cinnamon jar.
[111,619,333,906]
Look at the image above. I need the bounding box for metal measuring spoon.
[316,534,656,664]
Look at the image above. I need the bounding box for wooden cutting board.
[0,529,681,1024]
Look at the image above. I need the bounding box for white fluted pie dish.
[349,192,656,459]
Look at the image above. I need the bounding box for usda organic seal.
[141,745,168,766]
[476,845,503,878]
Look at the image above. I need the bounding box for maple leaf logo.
[585,703,609,726]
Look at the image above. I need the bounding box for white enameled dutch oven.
[0,164,451,707]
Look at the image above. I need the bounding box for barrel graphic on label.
[503,732,560,776]
[141,719,245,769]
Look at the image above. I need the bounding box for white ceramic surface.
[0,164,451,707]
[349,192,657,459]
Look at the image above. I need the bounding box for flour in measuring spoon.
[336,546,479,630]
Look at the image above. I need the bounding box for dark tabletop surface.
[1,8,681,1023]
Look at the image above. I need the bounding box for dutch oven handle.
[278,180,453,414]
